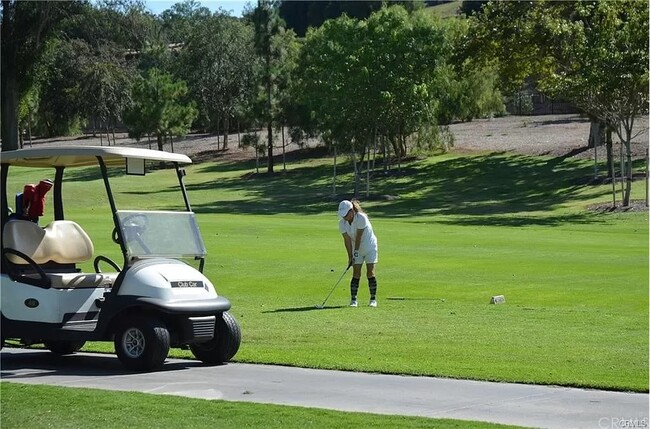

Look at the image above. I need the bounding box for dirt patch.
[448,114,649,160]
[21,114,649,164]
[587,200,648,212]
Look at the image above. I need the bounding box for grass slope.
[426,0,462,19]
[5,151,648,392]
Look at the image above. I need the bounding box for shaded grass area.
[184,152,615,227]
[4,151,648,391]
[1,383,517,429]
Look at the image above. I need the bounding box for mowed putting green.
[5,151,648,392]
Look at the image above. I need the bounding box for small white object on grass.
[490,295,506,304]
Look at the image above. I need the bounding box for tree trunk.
[372,128,377,173]
[609,142,616,208]
[281,125,286,172]
[619,143,625,201]
[0,33,19,151]
[237,120,241,148]
[352,150,359,198]
[587,118,600,148]
[27,112,33,147]
[332,145,337,197]
[605,128,613,178]
[266,47,274,174]
[255,130,260,174]
[622,127,633,207]
[366,142,370,198]
[215,115,221,150]
[18,125,24,148]
[157,133,163,151]
[645,148,649,208]
[223,116,229,150]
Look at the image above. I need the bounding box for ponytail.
[351,199,364,214]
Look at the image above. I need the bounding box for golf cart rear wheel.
[190,311,241,365]
[44,340,86,355]
[114,316,170,371]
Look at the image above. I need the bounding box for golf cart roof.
[0,146,192,168]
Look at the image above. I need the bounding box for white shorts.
[354,248,378,265]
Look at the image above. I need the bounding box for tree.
[1,1,82,151]
[468,0,649,206]
[123,68,198,151]
[297,6,453,195]
[438,18,505,124]
[36,38,89,137]
[79,46,135,144]
[178,13,256,148]
[273,27,302,170]
[249,0,286,174]
[160,0,211,44]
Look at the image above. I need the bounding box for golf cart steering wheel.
[112,214,149,243]
[114,213,152,254]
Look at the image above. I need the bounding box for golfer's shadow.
[263,305,345,313]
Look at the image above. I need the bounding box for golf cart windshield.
[117,210,207,260]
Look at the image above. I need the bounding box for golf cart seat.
[2,220,117,289]
[3,219,94,265]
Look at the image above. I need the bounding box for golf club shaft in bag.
[318,263,351,308]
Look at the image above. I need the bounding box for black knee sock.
[350,277,360,300]
[368,277,377,300]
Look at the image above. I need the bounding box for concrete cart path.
[1,348,648,429]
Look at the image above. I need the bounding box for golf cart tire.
[190,311,241,365]
[44,340,86,355]
[114,316,170,371]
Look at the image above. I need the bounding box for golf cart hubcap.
[123,328,145,358]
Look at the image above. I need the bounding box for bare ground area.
[448,114,649,160]
[14,114,650,212]
[23,114,649,164]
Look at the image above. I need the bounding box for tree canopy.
[468,0,649,205]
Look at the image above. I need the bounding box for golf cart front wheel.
[44,340,86,355]
[114,316,170,371]
[190,311,241,365]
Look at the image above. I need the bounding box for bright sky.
[144,1,250,17]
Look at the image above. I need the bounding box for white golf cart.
[0,146,240,371]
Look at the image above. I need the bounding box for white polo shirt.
[338,212,377,254]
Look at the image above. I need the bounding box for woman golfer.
[337,199,379,307]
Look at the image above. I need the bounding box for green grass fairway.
[0,383,518,429]
[4,151,648,392]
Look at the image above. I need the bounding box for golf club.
[315,263,352,309]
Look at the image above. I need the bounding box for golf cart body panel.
[1,146,240,370]
[119,259,215,299]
